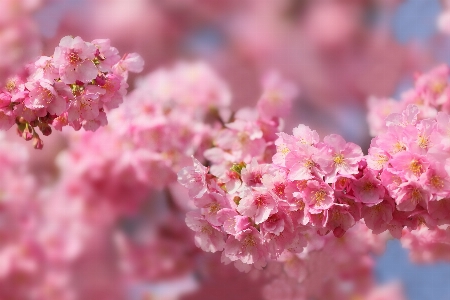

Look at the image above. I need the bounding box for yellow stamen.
[392,141,406,153]
[313,190,326,204]
[409,159,424,177]
[304,159,315,169]
[430,175,444,189]
[5,79,15,92]
[278,145,290,155]
[333,154,345,165]
[418,135,429,149]
[375,154,388,168]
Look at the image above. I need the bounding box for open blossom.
[285,144,321,181]
[317,134,364,183]
[352,170,385,205]
[177,157,209,199]
[53,36,99,84]
[223,227,268,270]
[185,211,226,253]
[237,188,278,224]
[257,71,298,120]
[303,180,334,213]
[0,35,143,148]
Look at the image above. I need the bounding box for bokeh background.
[2,0,450,299]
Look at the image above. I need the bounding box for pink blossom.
[362,199,394,234]
[317,134,363,183]
[196,192,231,226]
[352,170,385,205]
[325,204,356,237]
[116,52,145,75]
[177,157,209,198]
[24,79,66,115]
[185,211,226,253]
[292,124,320,146]
[385,104,419,128]
[389,151,430,181]
[373,125,416,155]
[53,36,98,84]
[257,71,298,120]
[395,182,431,211]
[217,209,251,235]
[223,227,268,270]
[272,132,297,167]
[285,144,321,181]
[241,159,269,187]
[421,163,450,200]
[237,188,277,224]
[303,180,334,213]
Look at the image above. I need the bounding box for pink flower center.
[431,81,446,94]
[273,183,286,198]
[39,87,55,104]
[208,202,221,214]
[254,195,267,207]
[68,51,82,65]
[295,199,305,210]
[249,172,262,185]
[362,182,375,192]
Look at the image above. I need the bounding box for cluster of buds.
[0,35,143,148]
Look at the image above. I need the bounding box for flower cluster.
[367,64,450,136]
[58,62,229,213]
[180,79,450,272]
[366,105,450,236]
[179,120,372,270]
[259,222,390,300]
[0,35,143,148]
[401,225,450,263]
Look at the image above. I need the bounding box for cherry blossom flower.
[0,35,143,148]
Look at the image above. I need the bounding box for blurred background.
[2,0,450,299]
